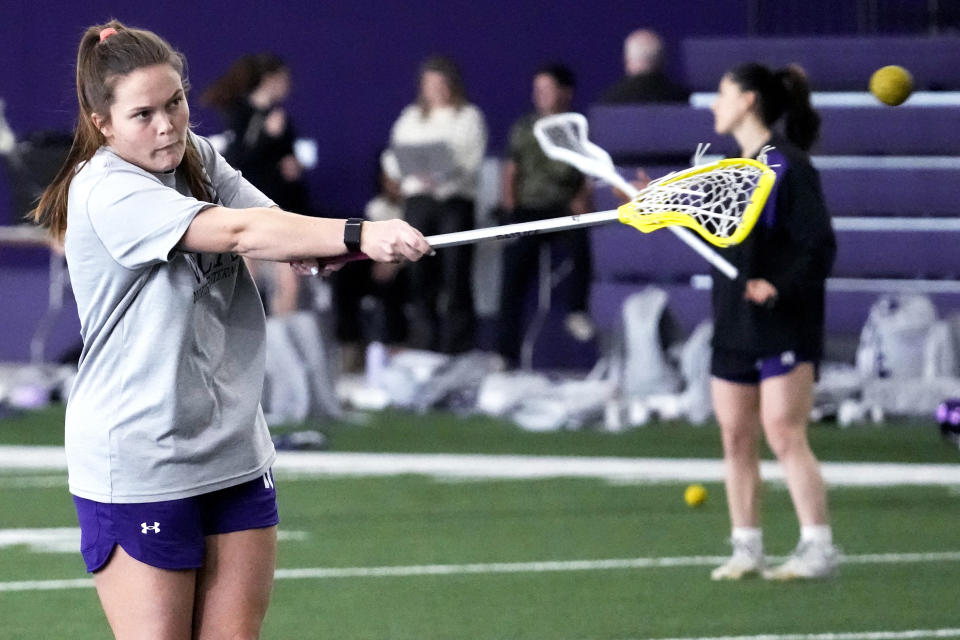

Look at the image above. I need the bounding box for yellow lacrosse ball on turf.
[869,65,913,106]
[684,484,707,507]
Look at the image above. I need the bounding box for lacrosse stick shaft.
[427,209,620,248]
[605,172,739,280]
[312,209,622,271]
[317,204,738,278]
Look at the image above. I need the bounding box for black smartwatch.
[343,218,364,253]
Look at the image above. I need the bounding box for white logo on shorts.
[141,521,160,534]
[781,351,796,366]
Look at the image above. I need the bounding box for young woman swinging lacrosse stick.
[32,21,430,639]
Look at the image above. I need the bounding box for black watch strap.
[344,218,364,253]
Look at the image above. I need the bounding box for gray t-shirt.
[64,132,277,503]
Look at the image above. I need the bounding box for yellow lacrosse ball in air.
[684,484,707,507]
[869,65,913,106]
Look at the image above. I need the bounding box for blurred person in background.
[382,55,487,354]
[599,28,690,104]
[496,63,593,367]
[203,53,309,316]
[202,53,308,214]
[333,160,410,370]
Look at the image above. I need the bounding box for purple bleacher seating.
[588,105,730,160]
[589,105,960,157]
[832,230,960,279]
[819,167,960,217]
[592,226,960,283]
[592,226,960,282]
[590,222,711,284]
[816,108,960,155]
[600,164,960,218]
[682,36,960,92]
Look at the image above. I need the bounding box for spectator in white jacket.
[382,55,487,353]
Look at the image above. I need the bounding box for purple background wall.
[0,1,752,362]
[0,1,749,220]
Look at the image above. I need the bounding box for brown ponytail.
[32,20,211,239]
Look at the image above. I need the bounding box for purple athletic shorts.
[711,348,814,384]
[72,470,279,573]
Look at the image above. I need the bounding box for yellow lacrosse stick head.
[616,158,777,248]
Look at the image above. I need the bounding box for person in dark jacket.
[202,53,309,215]
[598,29,689,104]
[707,63,838,581]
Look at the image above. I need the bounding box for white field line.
[2,551,960,593]
[621,629,960,640]
[0,527,307,553]
[1,447,958,486]
[0,474,66,488]
[0,446,66,470]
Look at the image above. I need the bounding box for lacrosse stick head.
[617,158,776,247]
[532,112,622,182]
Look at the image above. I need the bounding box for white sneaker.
[564,312,595,342]
[711,538,765,580]
[764,540,839,580]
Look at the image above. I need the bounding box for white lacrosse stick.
[530,112,739,279]
[318,114,775,278]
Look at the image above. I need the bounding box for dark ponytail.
[727,62,820,151]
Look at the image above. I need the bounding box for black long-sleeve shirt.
[598,70,690,104]
[711,135,836,359]
[221,99,308,213]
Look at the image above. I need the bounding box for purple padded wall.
[0,1,751,364]
[817,108,960,155]
[587,105,731,160]
[0,1,748,224]
[601,165,960,218]
[589,105,960,157]
[832,230,960,279]
[682,36,960,91]
[590,223,710,283]
[819,167,960,216]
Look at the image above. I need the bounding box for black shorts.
[711,348,816,384]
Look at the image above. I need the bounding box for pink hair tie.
[99,27,117,42]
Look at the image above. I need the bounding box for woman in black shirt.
[708,63,838,581]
